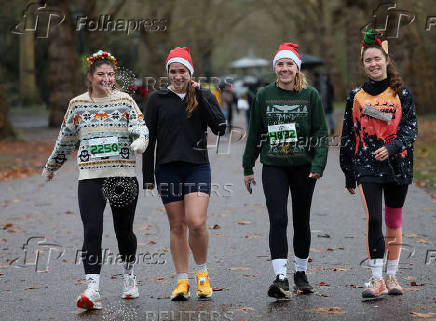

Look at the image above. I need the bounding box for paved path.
[0,114,435,321]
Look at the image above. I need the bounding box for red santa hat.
[165,47,194,75]
[273,42,302,70]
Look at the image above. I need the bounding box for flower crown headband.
[86,50,118,69]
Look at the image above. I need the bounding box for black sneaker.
[267,275,291,299]
[293,271,314,294]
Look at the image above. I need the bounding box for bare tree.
[47,0,82,127]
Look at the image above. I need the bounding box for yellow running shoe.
[196,270,213,299]
[171,280,190,301]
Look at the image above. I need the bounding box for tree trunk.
[0,87,15,139]
[47,0,82,127]
[0,62,15,139]
[19,14,40,106]
[319,0,346,99]
[345,0,369,91]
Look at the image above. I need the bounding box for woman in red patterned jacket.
[340,30,417,299]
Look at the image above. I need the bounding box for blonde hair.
[293,71,308,91]
[276,71,308,91]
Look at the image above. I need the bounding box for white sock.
[386,259,399,276]
[195,263,208,273]
[294,256,308,272]
[124,262,134,275]
[176,273,188,281]
[272,258,287,277]
[85,274,100,291]
[368,259,384,280]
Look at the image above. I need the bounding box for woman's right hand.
[244,175,256,193]
[346,188,355,195]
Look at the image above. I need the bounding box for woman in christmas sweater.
[142,47,226,301]
[43,50,149,309]
[340,30,417,298]
[242,42,328,299]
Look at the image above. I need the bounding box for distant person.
[340,30,417,298]
[220,83,237,129]
[319,73,335,135]
[243,42,328,299]
[42,50,149,310]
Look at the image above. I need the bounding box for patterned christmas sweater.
[242,83,328,176]
[44,90,149,180]
[340,78,418,188]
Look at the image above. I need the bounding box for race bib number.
[268,123,297,145]
[88,137,119,158]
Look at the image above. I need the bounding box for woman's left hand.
[309,173,321,179]
[374,146,389,161]
[191,80,200,88]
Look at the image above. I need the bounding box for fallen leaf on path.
[209,224,221,230]
[317,233,330,238]
[417,239,432,244]
[243,274,257,277]
[410,281,425,287]
[146,241,156,245]
[311,306,345,314]
[232,307,255,312]
[237,221,251,225]
[228,267,250,271]
[25,285,47,290]
[319,282,330,287]
[409,312,436,317]
[244,234,260,239]
[405,234,420,238]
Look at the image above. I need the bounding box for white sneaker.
[121,274,139,299]
[76,288,102,310]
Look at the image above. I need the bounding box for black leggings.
[78,177,138,274]
[262,165,316,260]
[360,182,408,259]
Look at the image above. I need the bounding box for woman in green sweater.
[242,42,328,299]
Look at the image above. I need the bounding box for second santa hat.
[165,47,194,75]
[273,42,302,70]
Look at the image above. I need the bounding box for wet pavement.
[0,113,435,321]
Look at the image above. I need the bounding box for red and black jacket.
[340,78,418,188]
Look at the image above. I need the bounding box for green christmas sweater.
[242,83,328,176]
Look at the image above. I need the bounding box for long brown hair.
[361,45,403,96]
[184,81,198,118]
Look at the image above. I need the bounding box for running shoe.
[268,275,291,299]
[385,275,403,295]
[171,280,190,301]
[121,274,139,299]
[294,271,314,294]
[362,277,388,298]
[196,270,213,299]
[76,288,102,310]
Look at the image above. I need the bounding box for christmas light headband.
[86,50,118,69]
